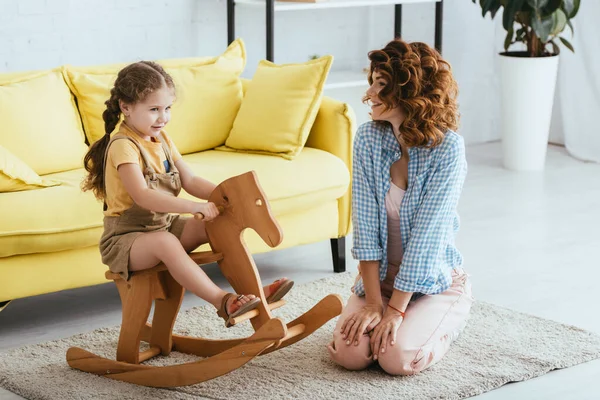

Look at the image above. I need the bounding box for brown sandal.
[265,278,294,304]
[217,293,261,328]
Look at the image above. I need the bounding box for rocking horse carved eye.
[255,199,263,206]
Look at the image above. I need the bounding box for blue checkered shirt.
[351,121,467,296]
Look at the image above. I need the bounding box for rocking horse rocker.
[66,171,344,387]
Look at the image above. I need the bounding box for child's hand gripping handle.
[194,205,225,221]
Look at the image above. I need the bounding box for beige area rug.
[2,273,600,400]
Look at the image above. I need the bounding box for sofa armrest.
[305,96,356,238]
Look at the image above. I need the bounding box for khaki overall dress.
[99,133,189,280]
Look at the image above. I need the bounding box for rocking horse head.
[208,171,283,248]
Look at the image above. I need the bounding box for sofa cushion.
[0,70,89,175]
[63,39,246,152]
[0,169,104,258]
[0,145,61,192]
[221,55,332,160]
[179,148,349,216]
[0,148,349,258]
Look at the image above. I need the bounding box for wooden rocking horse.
[66,171,343,387]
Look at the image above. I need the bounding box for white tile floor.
[1,142,599,399]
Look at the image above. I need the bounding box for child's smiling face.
[121,85,175,141]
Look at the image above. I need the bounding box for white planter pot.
[499,53,559,171]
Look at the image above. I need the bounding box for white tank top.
[385,181,405,266]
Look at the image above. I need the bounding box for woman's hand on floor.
[340,304,383,347]
[370,312,403,360]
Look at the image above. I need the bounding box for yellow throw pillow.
[0,145,60,192]
[0,70,89,175]
[163,41,246,154]
[62,69,120,144]
[63,39,246,153]
[0,70,45,84]
[220,55,333,160]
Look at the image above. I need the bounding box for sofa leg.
[330,237,346,273]
[0,300,12,312]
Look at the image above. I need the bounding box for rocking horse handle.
[194,205,225,221]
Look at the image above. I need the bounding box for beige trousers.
[328,268,473,375]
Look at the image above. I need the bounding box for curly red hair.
[364,39,459,148]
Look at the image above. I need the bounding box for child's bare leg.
[128,231,254,312]
[178,217,208,253]
[177,218,292,299]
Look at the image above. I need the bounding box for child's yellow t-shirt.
[104,123,182,217]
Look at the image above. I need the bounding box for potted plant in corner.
[472,0,580,171]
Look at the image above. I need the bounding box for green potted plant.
[471,0,580,171]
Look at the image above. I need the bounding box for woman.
[327,39,473,375]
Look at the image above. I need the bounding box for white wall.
[0,0,525,145]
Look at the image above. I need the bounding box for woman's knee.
[377,346,423,376]
[327,337,372,371]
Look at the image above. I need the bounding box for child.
[82,61,294,326]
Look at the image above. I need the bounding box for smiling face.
[365,70,406,127]
[120,85,175,141]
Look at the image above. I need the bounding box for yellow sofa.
[0,40,355,308]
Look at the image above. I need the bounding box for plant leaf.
[515,10,530,25]
[550,40,560,55]
[504,28,514,51]
[480,0,495,17]
[550,9,567,36]
[566,19,574,36]
[526,0,549,11]
[559,36,575,52]
[503,0,526,30]
[541,0,561,16]
[490,3,502,18]
[531,12,554,42]
[562,0,580,18]
[476,0,502,19]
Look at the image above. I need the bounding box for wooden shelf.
[235,0,441,12]
[227,0,444,69]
